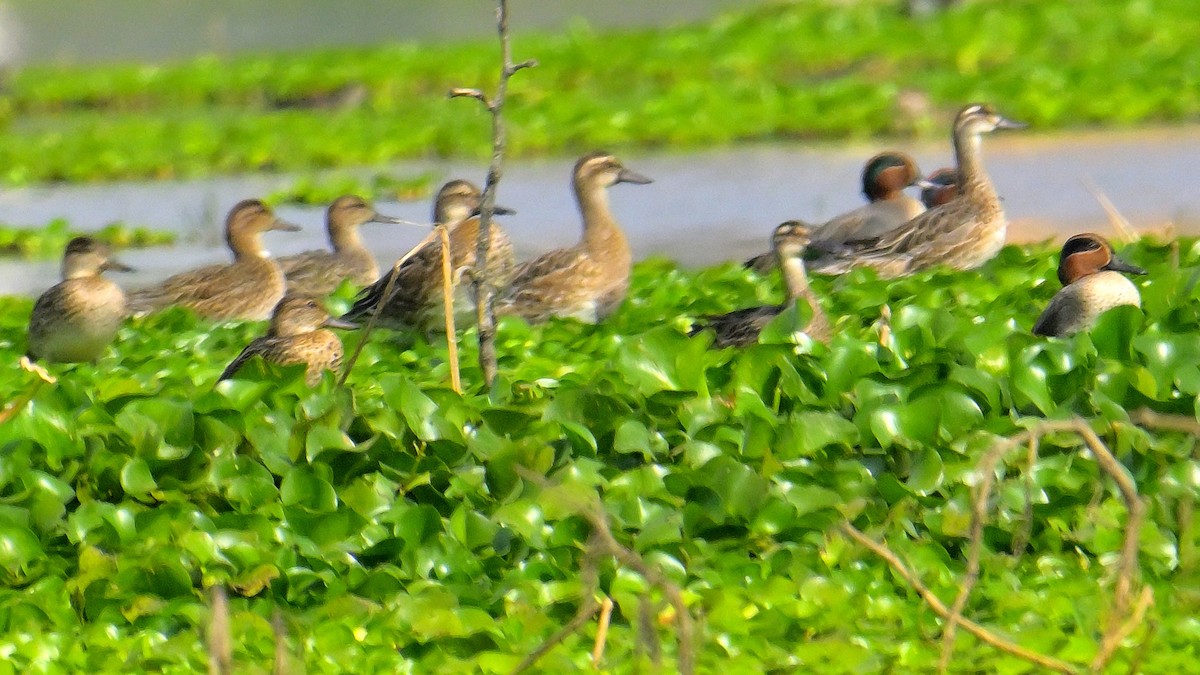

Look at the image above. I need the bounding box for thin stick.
[1091,585,1154,672]
[1082,175,1139,243]
[450,0,537,387]
[207,586,232,675]
[840,523,1078,674]
[1130,408,1200,435]
[436,224,462,393]
[592,597,614,669]
[339,228,441,386]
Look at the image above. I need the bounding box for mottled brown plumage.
[496,152,652,323]
[811,104,1024,277]
[694,221,831,348]
[27,237,132,362]
[219,295,357,385]
[279,195,406,297]
[344,180,515,329]
[128,200,300,321]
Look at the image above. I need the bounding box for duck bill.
[617,168,653,185]
[913,177,940,190]
[371,213,410,225]
[995,116,1027,130]
[323,317,359,330]
[272,219,303,232]
[1104,256,1147,275]
[469,204,517,218]
[104,259,135,273]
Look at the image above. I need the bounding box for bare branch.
[1091,585,1154,672]
[509,58,538,74]
[839,522,1079,674]
[1130,408,1200,435]
[272,609,289,675]
[448,88,490,106]
[436,225,462,393]
[510,537,601,675]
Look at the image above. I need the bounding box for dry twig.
[436,225,462,392]
[510,537,602,675]
[1082,176,1139,243]
[449,0,537,387]
[272,609,289,675]
[839,522,1078,674]
[592,597,614,669]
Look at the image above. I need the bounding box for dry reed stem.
[839,522,1079,674]
[207,586,232,675]
[436,225,462,393]
[1082,176,1139,243]
[1130,408,1200,436]
[338,227,441,386]
[272,609,289,675]
[592,597,614,669]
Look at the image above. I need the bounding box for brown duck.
[279,195,406,297]
[219,295,357,385]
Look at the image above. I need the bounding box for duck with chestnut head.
[1032,234,1146,337]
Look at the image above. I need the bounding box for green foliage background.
[1,0,1198,184]
[0,240,1196,671]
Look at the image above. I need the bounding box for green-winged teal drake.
[495,152,651,323]
[745,152,927,272]
[27,236,132,362]
[811,104,1024,277]
[694,221,831,348]
[219,295,357,385]
[127,199,300,321]
[1032,234,1145,337]
[279,195,406,297]
[920,167,959,208]
[343,179,516,328]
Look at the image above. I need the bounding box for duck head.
[1057,233,1147,286]
[919,167,960,208]
[861,152,923,201]
[226,199,301,258]
[573,152,653,193]
[772,220,813,259]
[61,236,133,279]
[329,195,406,229]
[433,180,515,225]
[270,295,358,337]
[955,103,1026,137]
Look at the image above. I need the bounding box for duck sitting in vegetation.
[1032,233,1145,337]
[744,151,928,273]
[219,295,357,385]
[278,195,406,297]
[127,199,300,321]
[811,103,1024,277]
[343,179,515,329]
[496,152,652,324]
[693,221,831,348]
[27,237,132,362]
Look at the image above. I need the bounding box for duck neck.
[330,223,365,253]
[576,181,628,256]
[228,229,268,260]
[780,253,831,336]
[952,130,996,202]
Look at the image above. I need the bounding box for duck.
[744,152,928,273]
[278,195,406,297]
[692,221,831,348]
[1032,233,1146,337]
[495,152,652,323]
[811,103,1024,277]
[218,295,357,386]
[127,199,300,321]
[343,179,516,328]
[26,236,132,362]
[920,167,959,208]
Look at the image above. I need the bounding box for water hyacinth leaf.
[0,521,43,573]
[305,423,357,463]
[1088,305,1144,359]
[119,458,157,496]
[280,467,338,513]
[381,377,463,443]
[703,456,768,519]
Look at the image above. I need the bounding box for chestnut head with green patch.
[861,152,923,201]
[1057,233,1147,286]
